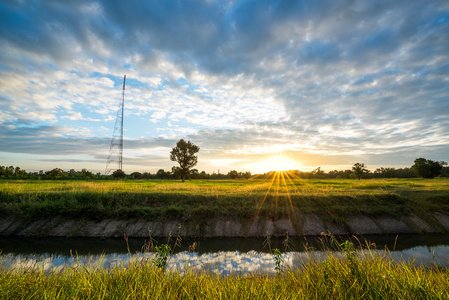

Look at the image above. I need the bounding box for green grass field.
[1,177,448,227]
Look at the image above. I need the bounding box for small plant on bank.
[141,225,183,271]
[272,248,284,275]
[153,244,171,269]
[264,231,295,276]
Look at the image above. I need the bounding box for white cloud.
[149,111,166,123]
[0,0,448,172]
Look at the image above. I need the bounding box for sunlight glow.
[253,168,302,227]
[253,155,300,173]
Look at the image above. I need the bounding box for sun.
[253,155,300,173]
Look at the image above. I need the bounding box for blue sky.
[0,0,448,174]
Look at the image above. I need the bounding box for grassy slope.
[0,178,448,226]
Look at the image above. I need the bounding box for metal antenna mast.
[106,75,126,174]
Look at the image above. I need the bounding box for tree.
[171,166,182,180]
[199,171,210,179]
[47,168,63,179]
[228,170,239,179]
[352,163,368,180]
[170,139,200,182]
[156,169,167,179]
[189,169,199,179]
[112,169,126,179]
[130,172,142,179]
[411,158,445,178]
[5,166,14,177]
[81,168,94,178]
[14,166,25,177]
[441,166,449,177]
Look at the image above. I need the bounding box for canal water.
[1,234,449,275]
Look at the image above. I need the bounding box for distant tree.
[228,170,239,179]
[81,168,94,178]
[372,167,416,178]
[47,168,63,179]
[314,168,325,179]
[14,166,23,177]
[142,172,153,179]
[68,169,76,178]
[441,166,449,177]
[397,167,417,178]
[156,169,167,179]
[411,158,445,178]
[112,169,126,179]
[171,166,182,180]
[352,163,368,180]
[328,169,352,179]
[170,139,200,182]
[242,171,251,179]
[0,166,15,178]
[374,167,396,178]
[190,169,199,179]
[199,171,209,179]
[130,171,142,179]
[5,166,14,177]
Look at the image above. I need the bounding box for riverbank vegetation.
[1,239,448,299]
[0,178,448,227]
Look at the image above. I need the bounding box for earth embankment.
[1,212,449,238]
[2,178,449,238]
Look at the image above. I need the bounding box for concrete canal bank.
[1,212,449,238]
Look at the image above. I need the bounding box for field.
[1,178,449,298]
[0,177,448,227]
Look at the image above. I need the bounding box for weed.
[265,232,296,276]
[263,231,272,252]
[141,225,183,271]
[272,248,284,275]
[153,244,171,269]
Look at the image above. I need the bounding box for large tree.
[411,158,445,178]
[352,163,368,180]
[170,139,200,182]
[112,169,126,179]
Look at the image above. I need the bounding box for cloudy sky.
[0,0,448,174]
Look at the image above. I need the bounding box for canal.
[1,234,448,275]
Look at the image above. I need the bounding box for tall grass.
[1,240,448,299]
[0,178,448,225]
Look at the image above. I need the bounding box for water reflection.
[2,245,448,276]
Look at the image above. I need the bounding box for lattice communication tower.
[106,75,126,174]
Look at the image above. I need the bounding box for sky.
[0,0,448,174]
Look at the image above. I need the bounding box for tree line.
[0,166,101,180]
[1,158,447,180]
[0,137,446,181]
[0,165,250,180]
